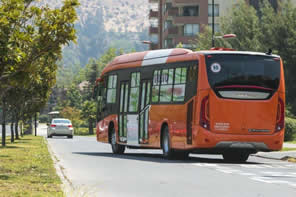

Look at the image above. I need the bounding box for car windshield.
[53,119,71,124]
[206,54,281,90]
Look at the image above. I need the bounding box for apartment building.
[148,0,295,50]
[148,0,236,49]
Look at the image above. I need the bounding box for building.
[148,0,296,50]
[148,0,237,50]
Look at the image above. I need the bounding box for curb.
[44,137,74,196]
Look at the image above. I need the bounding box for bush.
[39,114,48,123]
[285,117,296,141]
[74,127,92,136]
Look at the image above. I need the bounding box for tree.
[60,106,82,128]
[81,100,96,135]
[0,0,79,146]
[67,85,83,109]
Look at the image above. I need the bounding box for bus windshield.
[206,55,281,91]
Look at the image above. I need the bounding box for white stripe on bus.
[142,49,174,66]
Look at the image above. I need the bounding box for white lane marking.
[216,169,243,174]
[203,164,218,167]
[192,163,296,188]
[260,164,275,168]
[240,164,296,169]
[240,164,264,169]
[288,183,296,188]
[250,177,294,185]
[251,176,273,183]
[262,171,296,178]
[237,173,256,176]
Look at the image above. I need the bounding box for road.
[38,124,296,197]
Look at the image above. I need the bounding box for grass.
[74,127,96,136]
[281,147,296,151]
[288,158,296,163]
[0,135,63,197]
[286,141,296,144]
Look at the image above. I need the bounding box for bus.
[94,48,285,162]
[47,111,60,125]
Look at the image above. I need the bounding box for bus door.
[126,72,141,146]
[118,81,129,143]
[139,80,151,144]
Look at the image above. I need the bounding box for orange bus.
[94,48,285,162]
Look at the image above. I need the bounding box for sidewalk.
[254,143,296,160]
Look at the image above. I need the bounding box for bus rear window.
[206,54,281,99]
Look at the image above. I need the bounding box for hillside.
[37,0,151,86]
[42,0,150,33]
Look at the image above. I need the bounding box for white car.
[47,118,74,139]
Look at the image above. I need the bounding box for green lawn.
[286,141,296,144]
[281,147,296,151]
[0,136,63,197]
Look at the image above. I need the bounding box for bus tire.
[162,126,175,160]
[175,151,189,160]
[222,151,249,163]
[111,127,125,154]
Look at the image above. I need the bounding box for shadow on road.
[72,152,261,165]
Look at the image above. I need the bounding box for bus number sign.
[211,63,221,73]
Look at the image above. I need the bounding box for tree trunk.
[1,98,6,147]
[10,120,14,143]
[34,113,37,136]
[24,118,33,135]
[20,121,23,137]
[15,114,20,140]
[88,119,94,135]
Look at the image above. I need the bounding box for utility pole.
[212,0,215,47]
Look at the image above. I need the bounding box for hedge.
[39,114,48,123]
[285,117,296,141]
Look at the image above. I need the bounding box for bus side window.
[96,77,107,121]
[173,67,187,102]
[186,65,198,100]
[129,72,140,112]
[160,69,174,102]
[152,70,161,103]
[107,75,117,103]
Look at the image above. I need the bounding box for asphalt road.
[38,125,296,197]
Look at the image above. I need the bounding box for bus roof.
[99,48,280,77]
[48,111,60,115]
[101,48,193,76]
[198,50,280,57]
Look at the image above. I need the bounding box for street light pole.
[212,0,215,47]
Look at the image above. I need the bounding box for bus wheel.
[175,151,189,160]
[222,151,250,163]
[162,126,175,160]
[111,127,125,154]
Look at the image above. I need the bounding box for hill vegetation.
[42,0,150,70]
